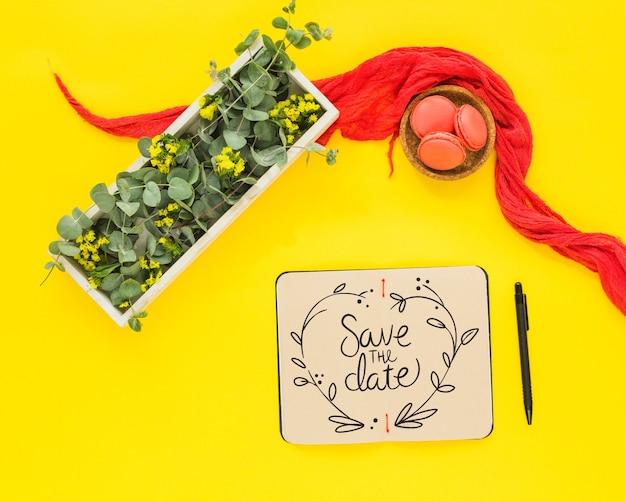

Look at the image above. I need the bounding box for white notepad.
[276,266,493,444]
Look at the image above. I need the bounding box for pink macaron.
[454,104,488,151]
[417,131,466,171]
[409,95,457,138]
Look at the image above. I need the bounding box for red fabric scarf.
[54,46,626,317]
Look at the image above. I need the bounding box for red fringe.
[54,48,626,317]
[54,74,187,138]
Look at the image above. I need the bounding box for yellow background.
[1,0,625,499]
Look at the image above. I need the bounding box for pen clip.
[523,293,529,331]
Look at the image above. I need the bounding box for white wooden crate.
[56,40,339,327]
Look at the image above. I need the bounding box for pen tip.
[526,409,532,425]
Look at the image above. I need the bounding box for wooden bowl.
[399,85,496,180]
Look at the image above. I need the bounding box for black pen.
[515,282,533,425]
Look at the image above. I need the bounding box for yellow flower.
[198,94,221,121]
[269,93,322,146]
[159,237,183,257]
[214,146,246,178]
[87,276,100,288]
[74,229,109,278]
[141,268,163,292]
[199,104,217,120]
[148,133,187,174]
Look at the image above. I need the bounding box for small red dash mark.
[385,413,390,433]
[381,278,386,297]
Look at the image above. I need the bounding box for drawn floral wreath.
[289,278,479,433]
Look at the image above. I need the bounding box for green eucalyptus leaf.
[130,167,155,181]
[117,177,131,202]
[138,137,152,157]
[144,218,162,239]
[121,225,143,235]
[58,241,81,256]
[91,263,120,278]
[186,149,200,170]
[187,163,200,185]
[234,29,260,55]
[48,241,61,255]
[284,0,296,14]
[226,115,251,135]
[307,142,326,153]
[45,260,65,272]
[71,208,93,229]
[143,180,161,207]
[109,207,124,229]
[216,67,231,84]
[243,108,269,121]
[192,198,210,218]
[56,215,83,240]
[168,177,193,200]
[128,317,143,332]
[194,218,208,232]
[275,148,289,166]
[237,177,258,186]
[118,278,142,300]
[208,135,227,156]
[241,62,260,84]
[205,172,221,192]
[272,16,289,29]
[146,234,157,256]
[143,168,163,185]
[121,261,141,277]
[100,273,124,292]
[274,49,294,71]
[261,34,278,53]
[90,183,116,213]
[167,167,189,181]
[117,247,137,264]
[151,253,173,266]
[254,121,279,142]
[198,124,214,145]
[286,28,305,45]
[305,22,324,41]
[293,35,312,50]
[224,194,240,206]
[108,231,130,252]
[180,226,196,245]
[242,84,266,107]
[253,48,273,67]
[116,201,140,217]
[223,129,247,150]
[255,94,278,112]
[175,199,194,216]
[251,146,281,167]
